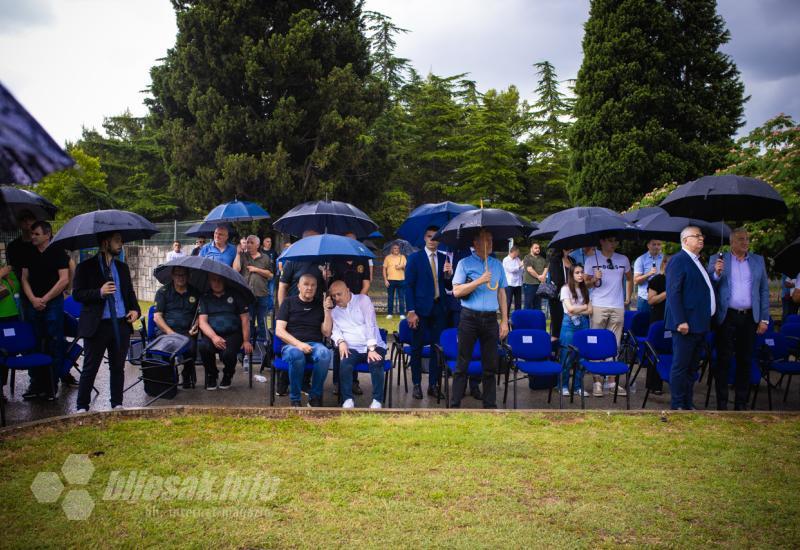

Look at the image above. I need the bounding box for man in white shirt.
[633,240,663,312]
[502,246,523,312]
[166,241,186,262]
[583,234,633,397]
[329,280,386,409]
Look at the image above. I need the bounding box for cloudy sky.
[1,0,797,145]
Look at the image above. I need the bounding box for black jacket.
[73,254,140,338]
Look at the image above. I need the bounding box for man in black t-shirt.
[154,266,200,388]
[197,273,251,390]
[6,210,36,281]
[20,221,70,399]
[275,274,333,407]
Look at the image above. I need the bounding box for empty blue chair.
[510,309,546,331]
[624,310,650,374]
[639,321,697,408]
[507,329,563,408]
[785,314,800,326]
[570,329,632,409]
[0,321,56,400]
[780,322,800,353]
[758,333,800,410]
[391,319,431,393]
[63,295,82,319]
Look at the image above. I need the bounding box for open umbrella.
[547,212,638,251]
[621,206,666,224]
[773,237,800,277]
[278,234,375,263]
[50,209,159,250]
[0,82,74,185]
[435,208,531,250]
[382,239,417,256]
[531,206,623,240]
[273,199,378,238]
[634,209,732,243]
[367,230,384,239]
[0,185,57,230]
[396,201,476,248]
[204,199,270,223]
[154,255,255,303]
[185,221,232,238]
[660,175,787,221]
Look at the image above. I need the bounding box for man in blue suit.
[405,226,452,399]
[706,228,770,410]
[665,226,718,410]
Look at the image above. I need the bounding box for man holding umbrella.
[450,229,509,409]
[199,225,236,266]
[73,232,141,411]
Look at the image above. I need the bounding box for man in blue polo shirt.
[450,229,509,409]
[199,225,237,266]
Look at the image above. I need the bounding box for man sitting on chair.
[153,266,200,388]
[328,280,386,409]
[197,273,252,390]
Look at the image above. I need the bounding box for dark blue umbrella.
[382,239,417,256]
[0,82,74,185]
[635,210,731,243]
[435,208,531,250]
[154,255,255,303]
[185,220,232,238]
[396,201,476,248]
[273,199,378,238]
[547,212,638,250]
[278,234,376,263]
[0,185,57,230]
[367,230,384,239]
[49,209,159,250]
[204,199,270,223]
[531,206,623,240]
[621,206,665,224]
[773,237,800,277]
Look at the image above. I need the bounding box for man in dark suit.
[706,228,770,410]
[73,232,141,412]
[665,226,717,410]
[405,226,452,399]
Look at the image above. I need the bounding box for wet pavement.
[2,339,798,426]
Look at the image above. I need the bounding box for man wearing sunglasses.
[583,234,633,397]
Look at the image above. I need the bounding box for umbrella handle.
[484,241,498,290]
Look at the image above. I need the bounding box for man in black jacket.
[73,232,140,412]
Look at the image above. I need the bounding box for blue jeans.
[386,280,405,315]
[339,347,386,403]
[559,315,589,391]
[250,295,270,342]
[636,297,650,313]
[523,283,542,310]
[282,342,330,402]
[23,295,65,393]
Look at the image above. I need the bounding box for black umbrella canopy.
[622,206,666,224]
[435,208,531,249]
[185,221,232,238]
[50,209,159,250]
[0,185,57,230]
[153,255,255,303]
[531,206,623,240]
[547,212,638,250]
[635,210,732,243]
[659,174,787,222]
[273,199,378,238]
[382,239,417,256]
[773,236,800,277]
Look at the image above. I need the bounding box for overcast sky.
[1,0,797,145]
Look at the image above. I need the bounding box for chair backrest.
[623,310,637,332]
[507,329,551,361]
[147,305,157,340]
[646,321,673,355]
[780,322,800,341]
[273,333,285,355]
[572,329,617,361]
[510,309,546,331]
[439,328,481,361]
[758,333,790,362]
[0,321,36,355]
[631,311,651,338]
[785,314,800,326]
[63,295,82,318]
[397,319,430,345]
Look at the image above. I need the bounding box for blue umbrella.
[382,239,417,256]
[547,212,638,250]
[0,82,74,185]
[635,210,731,243]
[278,234,376,263]
[273,199,378,238]
[396,201,476,248]
[185,220,232,238]
[531,206,623,240]
[50,209,159,250]
[367,230,384,239]
[204,199,270,223]
[154,255,255,303]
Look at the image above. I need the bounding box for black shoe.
[290,400,301,407]
[182,378,192,389]
[427,384,443,398]
[412,384,423,400]
[61,373,79,387]
[22,388,41,400]
[206,377,218,391]
[352,380,363,395]
[470,386,483,400]
[276,384,288,396]
[219,374,232,389]
[307,396,323,407]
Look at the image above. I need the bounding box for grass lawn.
[1,412,799,548]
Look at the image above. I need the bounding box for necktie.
[430,252,439,300]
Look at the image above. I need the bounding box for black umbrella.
[382,239,417,256]
[622,206,666,224]
[185,221,232,238]
[659,175,787,221]
[0,185,57,230]
[547,212,638,250]
[50,209,159,250]
[635,210,732,243]
[531,206,623,240]
[0,82,74,185]
[435,208,531,250]
[773,237,800,278]
[273,199,378,238]
[154,255,255,303]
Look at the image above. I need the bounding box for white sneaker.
[76,407,89,414]
[399,315,406,320]
[561,388,570,396]
[608,383,627,396]
[342,398,355,409]
[576,389,590,397]
[369,399,382,409]
[111,405,125,410]
[592,381,603,397]
[386,315,393,319]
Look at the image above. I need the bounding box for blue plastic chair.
[346,329,393,407]
[638,321,697,408]
[269,334,320,406]
[435,328,482,408]
[757,333,800,410]
[0,321,56,400]
[506,329,562,409]
[63,295,82,318]
[570,328,632,409]
[391,319,431,393]
[510,309,546,331]
[784,314,800,326]
[624,310,650,376]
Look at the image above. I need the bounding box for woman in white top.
[559,264,592,397]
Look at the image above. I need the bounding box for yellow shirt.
[383,254,407,281]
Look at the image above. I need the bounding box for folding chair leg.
[766,371,773,411]
[403,355,408,393]
[642,389,650,408]
[612,375,619,404]
[705,371,713,408]
[269,365,275,406]
[558,372,563,409]
[783,375,792,403]
[502,366,510,405]
[512,367,518,410]
[751,381,759,410]
[625,374,630,410]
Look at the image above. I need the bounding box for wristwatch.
[368,345,376,352]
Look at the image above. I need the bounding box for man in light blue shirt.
[633,240,663,313]
[199,225,237,266]
[450,229,508,408]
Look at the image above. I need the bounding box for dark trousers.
[506,286,522,312]
[549,296,564,340]
[24,297,65,395]
[77,319,132,409]
[714,310,756,410]
[523,283,542,310]
[669,332,704,410]
[451,308,498,408]
[199,332,243,380]
[410,299,448,387]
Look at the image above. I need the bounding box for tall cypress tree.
[568,0,745,208]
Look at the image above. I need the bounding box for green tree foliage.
[78,111,177,221]
[569,0,746,209]
[363,10,410,96]
[147,0,383,217]
[35,147,114,221]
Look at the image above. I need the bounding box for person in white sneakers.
[329,280,386,409]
